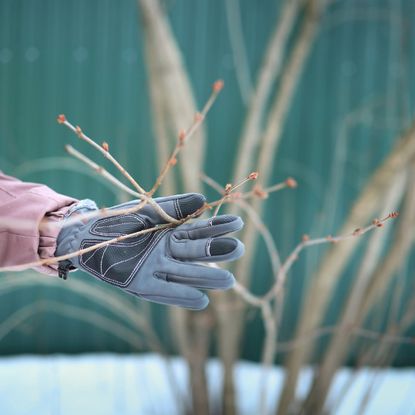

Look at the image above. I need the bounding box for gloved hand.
[55,193,244,310]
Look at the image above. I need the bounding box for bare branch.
[65,145,141,199]
[148,80,224,196]
[201,173,282,273]
[0,222,174,272]
[279,116,415,415]
[58,115,179,224]
[212,171,258,217]
[58,114,147,195]
[264,212,399,303]
[302,172,407,414]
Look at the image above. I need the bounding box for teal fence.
[0,0,415,365]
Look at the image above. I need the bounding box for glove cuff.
[63,199,98,218]
[55,199,98,276]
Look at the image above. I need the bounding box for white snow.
[0,353,413,415]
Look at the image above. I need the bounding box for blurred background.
[1,0,415,414]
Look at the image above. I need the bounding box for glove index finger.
[154,193,206,221]
[173,215,244,240]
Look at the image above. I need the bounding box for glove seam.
[90,215,147,238]
[174,199,181,219]
[206,238,212,257]
[80,229,169,287]
[175,199,183,219]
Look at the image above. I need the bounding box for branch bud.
[285,177,297,188]
[353,228,362,236]
[213,79,224,92]
[248,171,259,180]
[372,218,383,227]
[102,142,109,152]
[194,112,204,122]
[57,114,66,124]
[178,129,186,144]
[224,183,232,193]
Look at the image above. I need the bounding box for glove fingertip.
[210,215,244,233]
[221,271,236,290]
[177,193,206,218]
[191,294,210,310]
[209,237,245,262]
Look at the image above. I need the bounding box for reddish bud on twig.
[213,79,224,92]
[388,211,399,219]
[372,218,384,227]
[248,171,259,180]
[178,129,186,144]
[253,184,268,199]
[102,142,109,152]
[224,183,232,193]
[195,112,204,122]
[75,126,83,137]
[302,234,310,242]
[57,114,66,124]
[285,177,297,188]
[170,157,177,166]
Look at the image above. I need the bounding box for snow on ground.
[0,353,414,415]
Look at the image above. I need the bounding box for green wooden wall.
[1,0,415,365]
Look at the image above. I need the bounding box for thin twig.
[201,173,282,273]
[0,199,149,235]
[0,222,174,271]
[58,115,179,224]
[280,117,415,415]
[232,281,263,307]
[212,172,258,217]
[58,115,146,194]
[148,80,224,196]
[0,194,243,273]
[240,177,297,200]
[65,145,141,199]
[237,200,282,276]
[264,212,399,302]
[302,174,407,414]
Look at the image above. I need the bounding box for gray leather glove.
[55,193,244,310]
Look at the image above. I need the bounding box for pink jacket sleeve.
[0,171,77,275]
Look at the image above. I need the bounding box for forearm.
[0,171,77,275]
